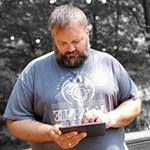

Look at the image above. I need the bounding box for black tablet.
[59,122,106,137]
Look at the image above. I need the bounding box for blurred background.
[0,0,150,149]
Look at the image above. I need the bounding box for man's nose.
[67,44,76,52]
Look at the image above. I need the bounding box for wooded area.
[0,0,150,149]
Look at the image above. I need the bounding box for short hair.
[48,5,88,32]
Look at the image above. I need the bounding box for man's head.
[48,5,90,68]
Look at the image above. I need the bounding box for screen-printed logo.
[61,76,95,106]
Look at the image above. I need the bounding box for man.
[3,4,141,150]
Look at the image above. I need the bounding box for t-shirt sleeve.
[3,63,35,120]
[112,57,139,103]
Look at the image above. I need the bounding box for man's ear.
[86,26,90,35]
[86,25,93,36]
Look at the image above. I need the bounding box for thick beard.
[54,41,90,68]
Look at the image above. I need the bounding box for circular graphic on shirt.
[61,76,95,106]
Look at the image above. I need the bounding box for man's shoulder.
[90,49,114,59]
[32,51,54,64]
[28,51,54,65]
[22,51,54,72]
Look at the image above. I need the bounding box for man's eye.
[59,42,66,46]
[73,40,80,44]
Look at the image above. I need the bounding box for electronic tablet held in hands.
[59,122,106,137]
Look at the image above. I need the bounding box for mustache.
[63,50,84,58]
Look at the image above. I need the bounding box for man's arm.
[82,98,141,129]
[105,98,141,128]
[6,119,60,143]
[6,119,87,149]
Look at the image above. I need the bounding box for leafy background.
[0,0,150,149]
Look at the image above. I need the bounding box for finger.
[52,127,61,136]
[61,131,78,139]
[82,116,97,123]
[57,132,87,149]
[70,132,87,146]
[82,111,96,123]
[81,118,89,124]
[55,132,78,149]
[77,132,87,140]
[89,116,97,123]
[49,130,60,142]
[49,125,63,141]
[81,115,90,123]
[53,124,62,135]
[94,116,102,122]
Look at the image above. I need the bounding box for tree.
[0,0,149,133]
[142,0,150,53]
[142,0,150,33]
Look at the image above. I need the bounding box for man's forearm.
[106,98,141,128]
[6,119,57,143]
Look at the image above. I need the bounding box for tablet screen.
[59,122,106,137]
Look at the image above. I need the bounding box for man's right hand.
[50,125,87,149]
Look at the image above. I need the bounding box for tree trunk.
[143,0,150,34]
[142,0,150,53]
[90,0,97,49]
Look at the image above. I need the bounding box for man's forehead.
[54,26,86,39]
[53,22,86,32]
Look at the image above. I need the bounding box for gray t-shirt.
[3,49,139,150]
